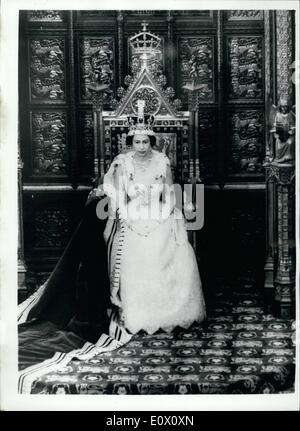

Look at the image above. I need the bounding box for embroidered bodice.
[104,150,170,207]
[103,150,173,235]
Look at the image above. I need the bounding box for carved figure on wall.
[229,37,263,100]
[80,38,114,103]
[28,10,63,22]
[268,97,295,164]
[32,113,67,175]
[227,10,263,20]
[179,38,214,102]
[230,112,264,174]
[30,39,65,101]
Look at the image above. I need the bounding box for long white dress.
[103,149,206,335]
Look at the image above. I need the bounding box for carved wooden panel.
[34,208,70,248]
[173,11,212,17]
[228,110,264,176]
[229,193,265,277]
[178,37,214,104]
[77,11,118,18]
[226,11,264,21]
[125,11,167,16]
[23,191,89,270]
[198,111,217,179]
[196,190,265,286]
[79,111,94,178]
[227,36,263,102]
[27,11,63,22]
[231,207,265,248]
[31,112,68,176]
[19,10,268,276]
[79,38,115,105]
[29,38,65,103]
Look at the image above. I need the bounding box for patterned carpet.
[25,280,295,395]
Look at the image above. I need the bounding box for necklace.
[133,151,153,172]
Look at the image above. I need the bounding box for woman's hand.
[184,202,196,221]
[87,185,105,201]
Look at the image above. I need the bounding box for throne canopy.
[102,22,190,180]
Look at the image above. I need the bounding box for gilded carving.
[28,11,63,22]
[153,133,177,168]
[126,11,163,16]
[228,37,263,100]
[32,112,67,175]
[227,10,263,20]
[30,39,65,101]
[229,111,264,174]
[267,97,295,164]
[79,11,117,17]
[179,37,214,102]
[129,22,163,77]
[80,38,114,104]
[173,11,211,17]
[264,11,271,99]
[35,209,70,248]
[276,11,293,101]
[131,87,161,115]
[275,182,295,312]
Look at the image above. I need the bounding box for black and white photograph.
[0,0,299,411]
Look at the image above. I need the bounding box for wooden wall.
[19,10,266,289]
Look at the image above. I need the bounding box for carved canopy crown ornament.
[101,22,190,181]
[110,22,182,118]
[129,21,162,69]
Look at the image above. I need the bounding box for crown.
[127,115,155,136]
[127,98,155,136]
[129,21,161,62]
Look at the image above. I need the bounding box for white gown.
[103,149,206,335]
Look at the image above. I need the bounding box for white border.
[0,0,299,411]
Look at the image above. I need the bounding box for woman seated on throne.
[101,113,206,335]
[18,111,206,376]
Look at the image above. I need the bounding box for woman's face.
[132,134,151,157]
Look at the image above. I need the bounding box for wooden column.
[188,92,195,180]
[68,11,78,189]
[186,86,202,252]
[263,11,276,307]
[275,10,295,318]
[117,11,124,87]
[18,138,27,299]
[264,10,295,318]
[166,11,175,89]
[186,85,202,182]
[194,109,200,181]
[216,10,225,188]
[266,164,295,318]
[89,86,107,185]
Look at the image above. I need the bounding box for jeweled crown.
[127,115,155,136]
[127,98,155,136]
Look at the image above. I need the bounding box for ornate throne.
[89,22,200,186]
[88,22,201,249]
